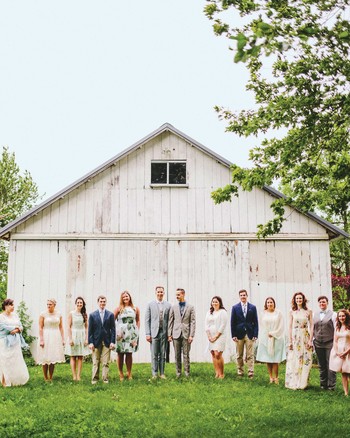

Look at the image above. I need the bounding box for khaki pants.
[236,335,255,376]
[92,342,111,382]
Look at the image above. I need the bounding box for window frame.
[150,160,188,187]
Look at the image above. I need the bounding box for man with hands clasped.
[231,289,259,378]
[88,295,115,384]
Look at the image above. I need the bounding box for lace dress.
[285,309,312,389]
[65,312,90,357]
[36,311,65,365]
[0,313,29,386]
[329,329,350,373]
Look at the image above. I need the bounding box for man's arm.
[145,303,152,343]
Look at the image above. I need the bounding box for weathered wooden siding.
[15,132,327,237]
[8,237,331,364]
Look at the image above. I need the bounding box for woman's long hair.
[209,296,225,314]
[119,291,135,311]
[75,296,87,323]
[291,292,308,311]
[336,309,350,331]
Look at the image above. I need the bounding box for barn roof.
[0,122,348,240]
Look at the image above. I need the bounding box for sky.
[0,1,256,201]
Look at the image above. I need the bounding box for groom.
[88,295,115,384]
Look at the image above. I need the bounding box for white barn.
[0,123,348,363]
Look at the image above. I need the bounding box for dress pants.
[151,327,167,376]
[314,345,336,389]
[92,342,111,382]
[236,335,255,376]
[173,335,191,376]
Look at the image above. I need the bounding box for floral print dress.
[285,309,312,390]
[115,307,139,353]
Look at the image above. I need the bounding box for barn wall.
[8,237,332,365]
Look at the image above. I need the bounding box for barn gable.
[0,123,346,240]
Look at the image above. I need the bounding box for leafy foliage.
[0,146,40,298]
[204,0,350,240]
[17,300,36,364]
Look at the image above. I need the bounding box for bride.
[0,298,29,386]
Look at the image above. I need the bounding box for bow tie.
[320,311,326,314]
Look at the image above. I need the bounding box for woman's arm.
[288,311,293,349]
[67,312,73,345]
[59,316,65,345]
[39,315,45,347]
[135,307,140,329]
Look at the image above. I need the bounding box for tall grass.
[1,362,348,437]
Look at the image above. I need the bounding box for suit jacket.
[231,302,259,340]
[88,309,116,348]
[168,302,196,340]
[145,300,171,338]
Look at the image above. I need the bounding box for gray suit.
[145,300,171,376]
[168,302,196,377]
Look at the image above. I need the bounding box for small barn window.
[151,161,187,186]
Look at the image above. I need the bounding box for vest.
[313,310,334,348]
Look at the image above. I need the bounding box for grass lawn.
[1,362,348,437]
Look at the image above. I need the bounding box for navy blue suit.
[231,303,258,340]
[231,302,258,376]
[88,309,116,348]
[88,308,116,383]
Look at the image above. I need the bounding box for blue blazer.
[88,309,116,348]
[231,302,258,340]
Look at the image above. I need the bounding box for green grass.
[1,362,348,437]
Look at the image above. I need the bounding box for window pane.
[151,162,167,184]
[169,162,186,184]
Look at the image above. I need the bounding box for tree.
[0,146,40,300]
[204,0,350,293]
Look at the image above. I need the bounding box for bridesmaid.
[285,292,313,390]
[205,296,228,379]
[114,291,140,381]
[256,297,285,384]
[65,297,90,381]
[0,298,29,386]
[37,299,65,381]
[330,309,350,396]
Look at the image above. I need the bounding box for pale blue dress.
[65,311,90,357]
[256,310,286,363]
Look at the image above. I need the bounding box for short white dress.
[36,311,65,365]
[205,309,228,352]
[65,311,90,357]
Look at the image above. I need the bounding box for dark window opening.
[151,161,187,185]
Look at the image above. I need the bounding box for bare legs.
[117,352,133,380]
[341,373,349,396]
[211,350,224,379]
[267,363,279,384]
[70,356,83,380]
[42,364,55,381]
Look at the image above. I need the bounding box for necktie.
[243,305,247,318]
[100,311,104,323]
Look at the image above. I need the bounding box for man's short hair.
[239,289,248,295]
[318,295,329,302]
[176,288,185,294]
[97,295,106,302]
[155,286,164,291]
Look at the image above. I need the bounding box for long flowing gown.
[256,309,286,363]
[329,328,350,373]
[36,311,65,365]
[0,313,29,386]
[205,309,228,352]
[116,306,139,353]
[64,311,90,357]
[285,309,312,389]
